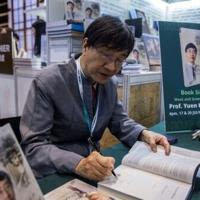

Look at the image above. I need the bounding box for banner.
[0,29,13,74]
[159,21,200,132]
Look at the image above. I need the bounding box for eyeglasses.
[95,48,126,70]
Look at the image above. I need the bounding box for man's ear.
[82,38,88,52]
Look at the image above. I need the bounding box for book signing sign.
[0,28,13,74]
[159,21,200,132]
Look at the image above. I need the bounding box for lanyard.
[76,62,100,137]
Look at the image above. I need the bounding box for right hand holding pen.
[75,151,115,181]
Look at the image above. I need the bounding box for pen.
[88,137,117,177]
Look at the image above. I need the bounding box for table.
[38,122,200,199]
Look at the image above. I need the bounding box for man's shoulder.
[36,59,76,83]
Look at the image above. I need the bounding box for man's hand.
[75,151,115,181]
[140,130,171,155]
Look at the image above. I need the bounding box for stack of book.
[47,20,84,63]
[13,58,41,69]
[121,63,142,74]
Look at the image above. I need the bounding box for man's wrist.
[139,129,149,142]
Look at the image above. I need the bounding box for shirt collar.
[75,57,97,85]
[75,57,86,78]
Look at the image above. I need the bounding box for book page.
[171,145,200,159]
[99,165,191,200]
[122,141,200,184]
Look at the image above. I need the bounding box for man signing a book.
[20,15,170,182]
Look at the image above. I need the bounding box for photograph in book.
[0,124,44,200]
[64,0,84,21]
[142,34,161,66]
[179,28,200,87]
[44,179,119,200]
[98,141,200,200]
[83,1,100,31]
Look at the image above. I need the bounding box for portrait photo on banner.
[180,27,200,87]
[83,1,100,31]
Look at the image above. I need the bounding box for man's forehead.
[97,47,128,57]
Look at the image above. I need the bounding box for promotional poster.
[159,21,200,132]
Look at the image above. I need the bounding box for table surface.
[38,122,200,199]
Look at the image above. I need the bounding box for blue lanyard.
[76,61,100,137]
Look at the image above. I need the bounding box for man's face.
[0,180,15,200]
[81,46,127,84]
[185,48,197,64]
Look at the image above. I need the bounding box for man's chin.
[96,76,111,84]
[92,74,111,84]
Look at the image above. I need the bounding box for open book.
[0,124,44,200]
[98,141,200,200]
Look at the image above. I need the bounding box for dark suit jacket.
[20,58,145,177]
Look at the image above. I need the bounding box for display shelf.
[24,6,46,20]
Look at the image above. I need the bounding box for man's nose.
[104,60,117,73]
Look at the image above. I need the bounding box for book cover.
[126,38,149,71]
[44,179,95,200]
[83,1,100,31]
[64,0,84,21]
[142,33,161,66]
[0,124,44,200]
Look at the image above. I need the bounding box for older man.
[20,15,170,182]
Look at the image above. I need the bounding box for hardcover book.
[142,33,161,66]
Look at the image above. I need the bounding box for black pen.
[88,137,117,177]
